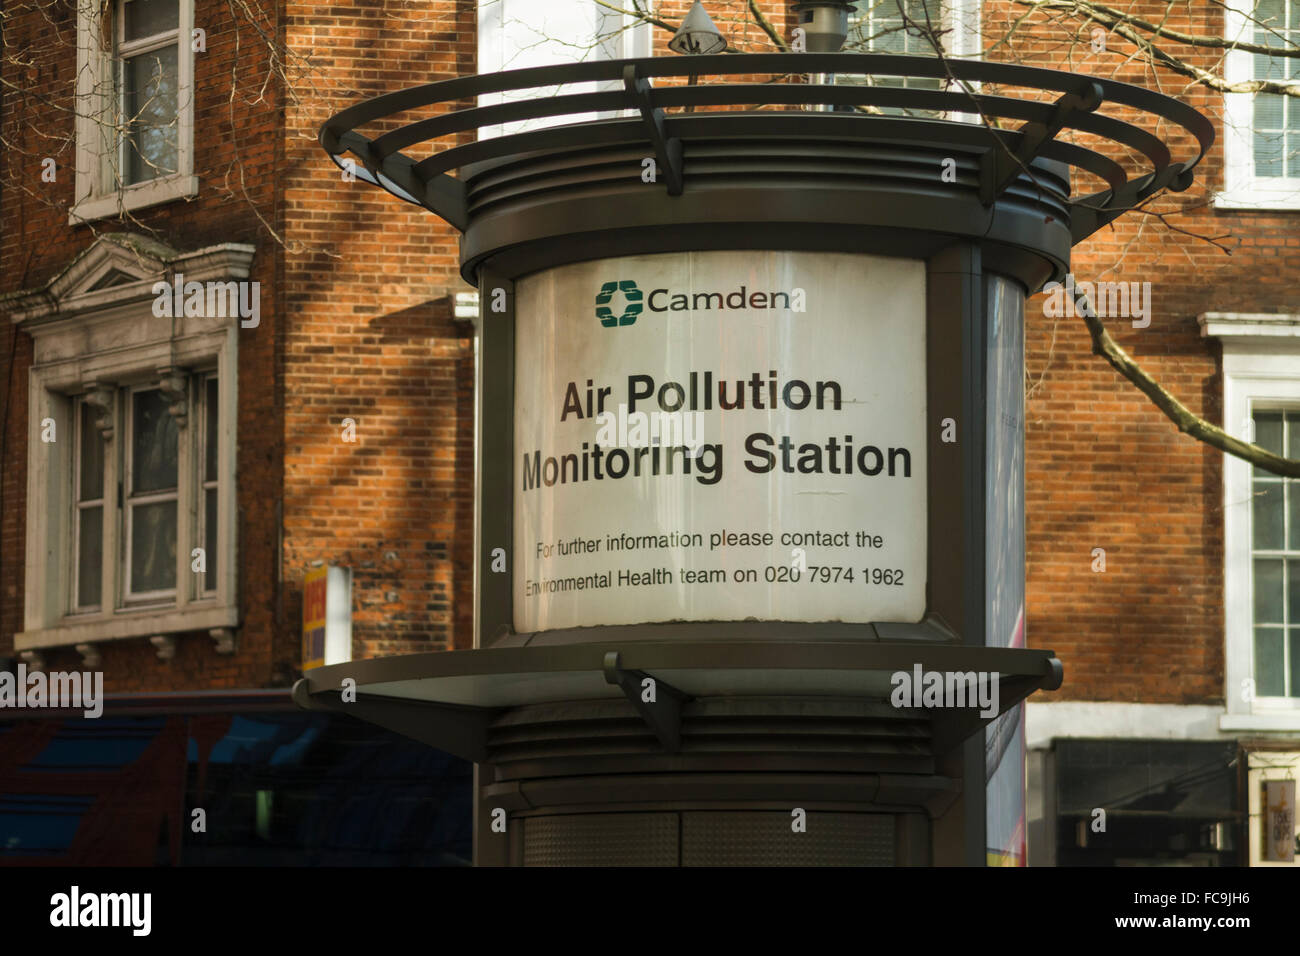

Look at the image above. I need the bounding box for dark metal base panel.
[519,810,898,867]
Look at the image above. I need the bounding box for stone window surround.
[7,235,252,662]
[1200,310,1300,731]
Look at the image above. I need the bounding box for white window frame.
[1201,311,1300,730]
[476,0,653,140]
[72,0,198,224]
[1217,1,1300,210]
[846,0,981,60]
[71,374,219,614]
[198,372,220,598]
[836,0,982,123]
[13,237,250,655]
[116,0,182,188]
[122,383,183,605]
[1245,406,1300,697]
[71,398,106,614]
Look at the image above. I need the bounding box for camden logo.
[596,280,643,328]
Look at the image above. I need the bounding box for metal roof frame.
[321,53,1212,245]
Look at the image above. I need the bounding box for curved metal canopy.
[320,53,1212,245]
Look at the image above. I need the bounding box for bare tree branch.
[1012,0,1300,96]
[1028,0,1300,57]
[747,0,790,52]
[592,0,675,34]
[1079,293,1300,478]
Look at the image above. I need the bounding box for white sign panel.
[1265,780,1296,863]
[512,250,926,632]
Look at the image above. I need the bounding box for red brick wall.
[983,1,1298,703]
[0,331,31,657]
[275,1,796,661]
[280,1,479,656]
[0,0,288,689]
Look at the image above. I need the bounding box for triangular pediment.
[3,233,256,326]
[85,267,142,292]
[48,233,178,302]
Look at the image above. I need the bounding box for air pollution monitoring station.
[301,2,1210,865]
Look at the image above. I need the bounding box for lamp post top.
[668,1,728,56]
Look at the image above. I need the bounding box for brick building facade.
[1,0,1297,864]
[1,0,481,693]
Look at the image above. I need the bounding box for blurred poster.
[985,277,1026,867]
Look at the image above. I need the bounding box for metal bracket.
[929,672,1053,755]
[331,130,467,231]
[603,650,691,752]
[1069,162,1191,243]
[980,81,1104,207]
[624,65,684,197]
[292,678,497,764]
[424,173,468,232]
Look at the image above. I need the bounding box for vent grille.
[523,813,678,867]
[487,697,935,777]
[519,810,896,866]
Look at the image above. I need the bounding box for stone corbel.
[149,635,177,661]
[157,367,188,429]
[210,627,237,655]
[19,650,47,671]
[74,643,102,669]
[81,382,115,442]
